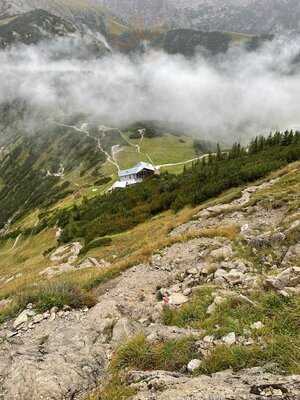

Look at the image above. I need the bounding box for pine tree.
[216,143,222,161]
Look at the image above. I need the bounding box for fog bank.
[1,35,300,141]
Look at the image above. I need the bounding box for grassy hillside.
[0,131,298,321]
[0,116,203,231]
[115,133,197,170]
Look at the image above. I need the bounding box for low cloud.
[1,35,300,142]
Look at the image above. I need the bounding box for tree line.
[53,131,300,245]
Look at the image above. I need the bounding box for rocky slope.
[0,162,299,399]
[4,0,300,36]
[1,0,119,34]
[0,8,111,55]
[0,9,77,48]
[95,0,174,28]
[0,0,275,56]
[169,0,300,34]
[91,0,300,34]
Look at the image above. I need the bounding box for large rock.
[265,267,300,290]
[13,309,35,329]
[282,244,300,266]
[207,296,226,315]
[210,246,233,261]
[225,269,245,285]
[87,300,121,329]
[146,324,202,342]
[168,293,189,306]
[2,324,107,400]
[50,242,82,264]
[187,359,201,373]
[111,318,142,344]
[78,257,110,269]
[222,332,236,346]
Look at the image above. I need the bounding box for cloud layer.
[1,35,300,142]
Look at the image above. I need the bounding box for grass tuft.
[162,287,300,375]
[86,375,136,400]
[162,286,214,327]
[112,334,198,372]
[198,336,300,375]
[163,288,300,338]
[0,282,96,322]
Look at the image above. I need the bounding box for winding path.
[157,154,208,169]
[54,122,121,172]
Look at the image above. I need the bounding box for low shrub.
[57,133,300,244]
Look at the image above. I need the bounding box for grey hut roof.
[118,162,155,178]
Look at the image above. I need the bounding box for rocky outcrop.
[127,368,300,399]
[40,243,110,278]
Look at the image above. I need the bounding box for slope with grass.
[0,137,299,399]
[0,119,209,300]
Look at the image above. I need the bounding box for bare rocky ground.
[0,167,299,400]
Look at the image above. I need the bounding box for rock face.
[168,293,189,306]
[40,243,110,278]
[50,242,83,264]
[0,171,299,399]
[265,267,300,292]
[127,369,300,399]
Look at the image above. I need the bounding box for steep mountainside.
[0,8,110,55]
[95,0,174,28]
[176,0,300,34]
[0,9,77,48]
[0,112,205,232]
[1,0,128,36]
[0,154,299,399]
[2,0,300,35]
[0,1,275,55]
[93,0,300,34]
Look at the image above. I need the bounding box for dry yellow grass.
[0,229,56,300]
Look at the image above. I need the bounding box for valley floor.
[0,162,299,399]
